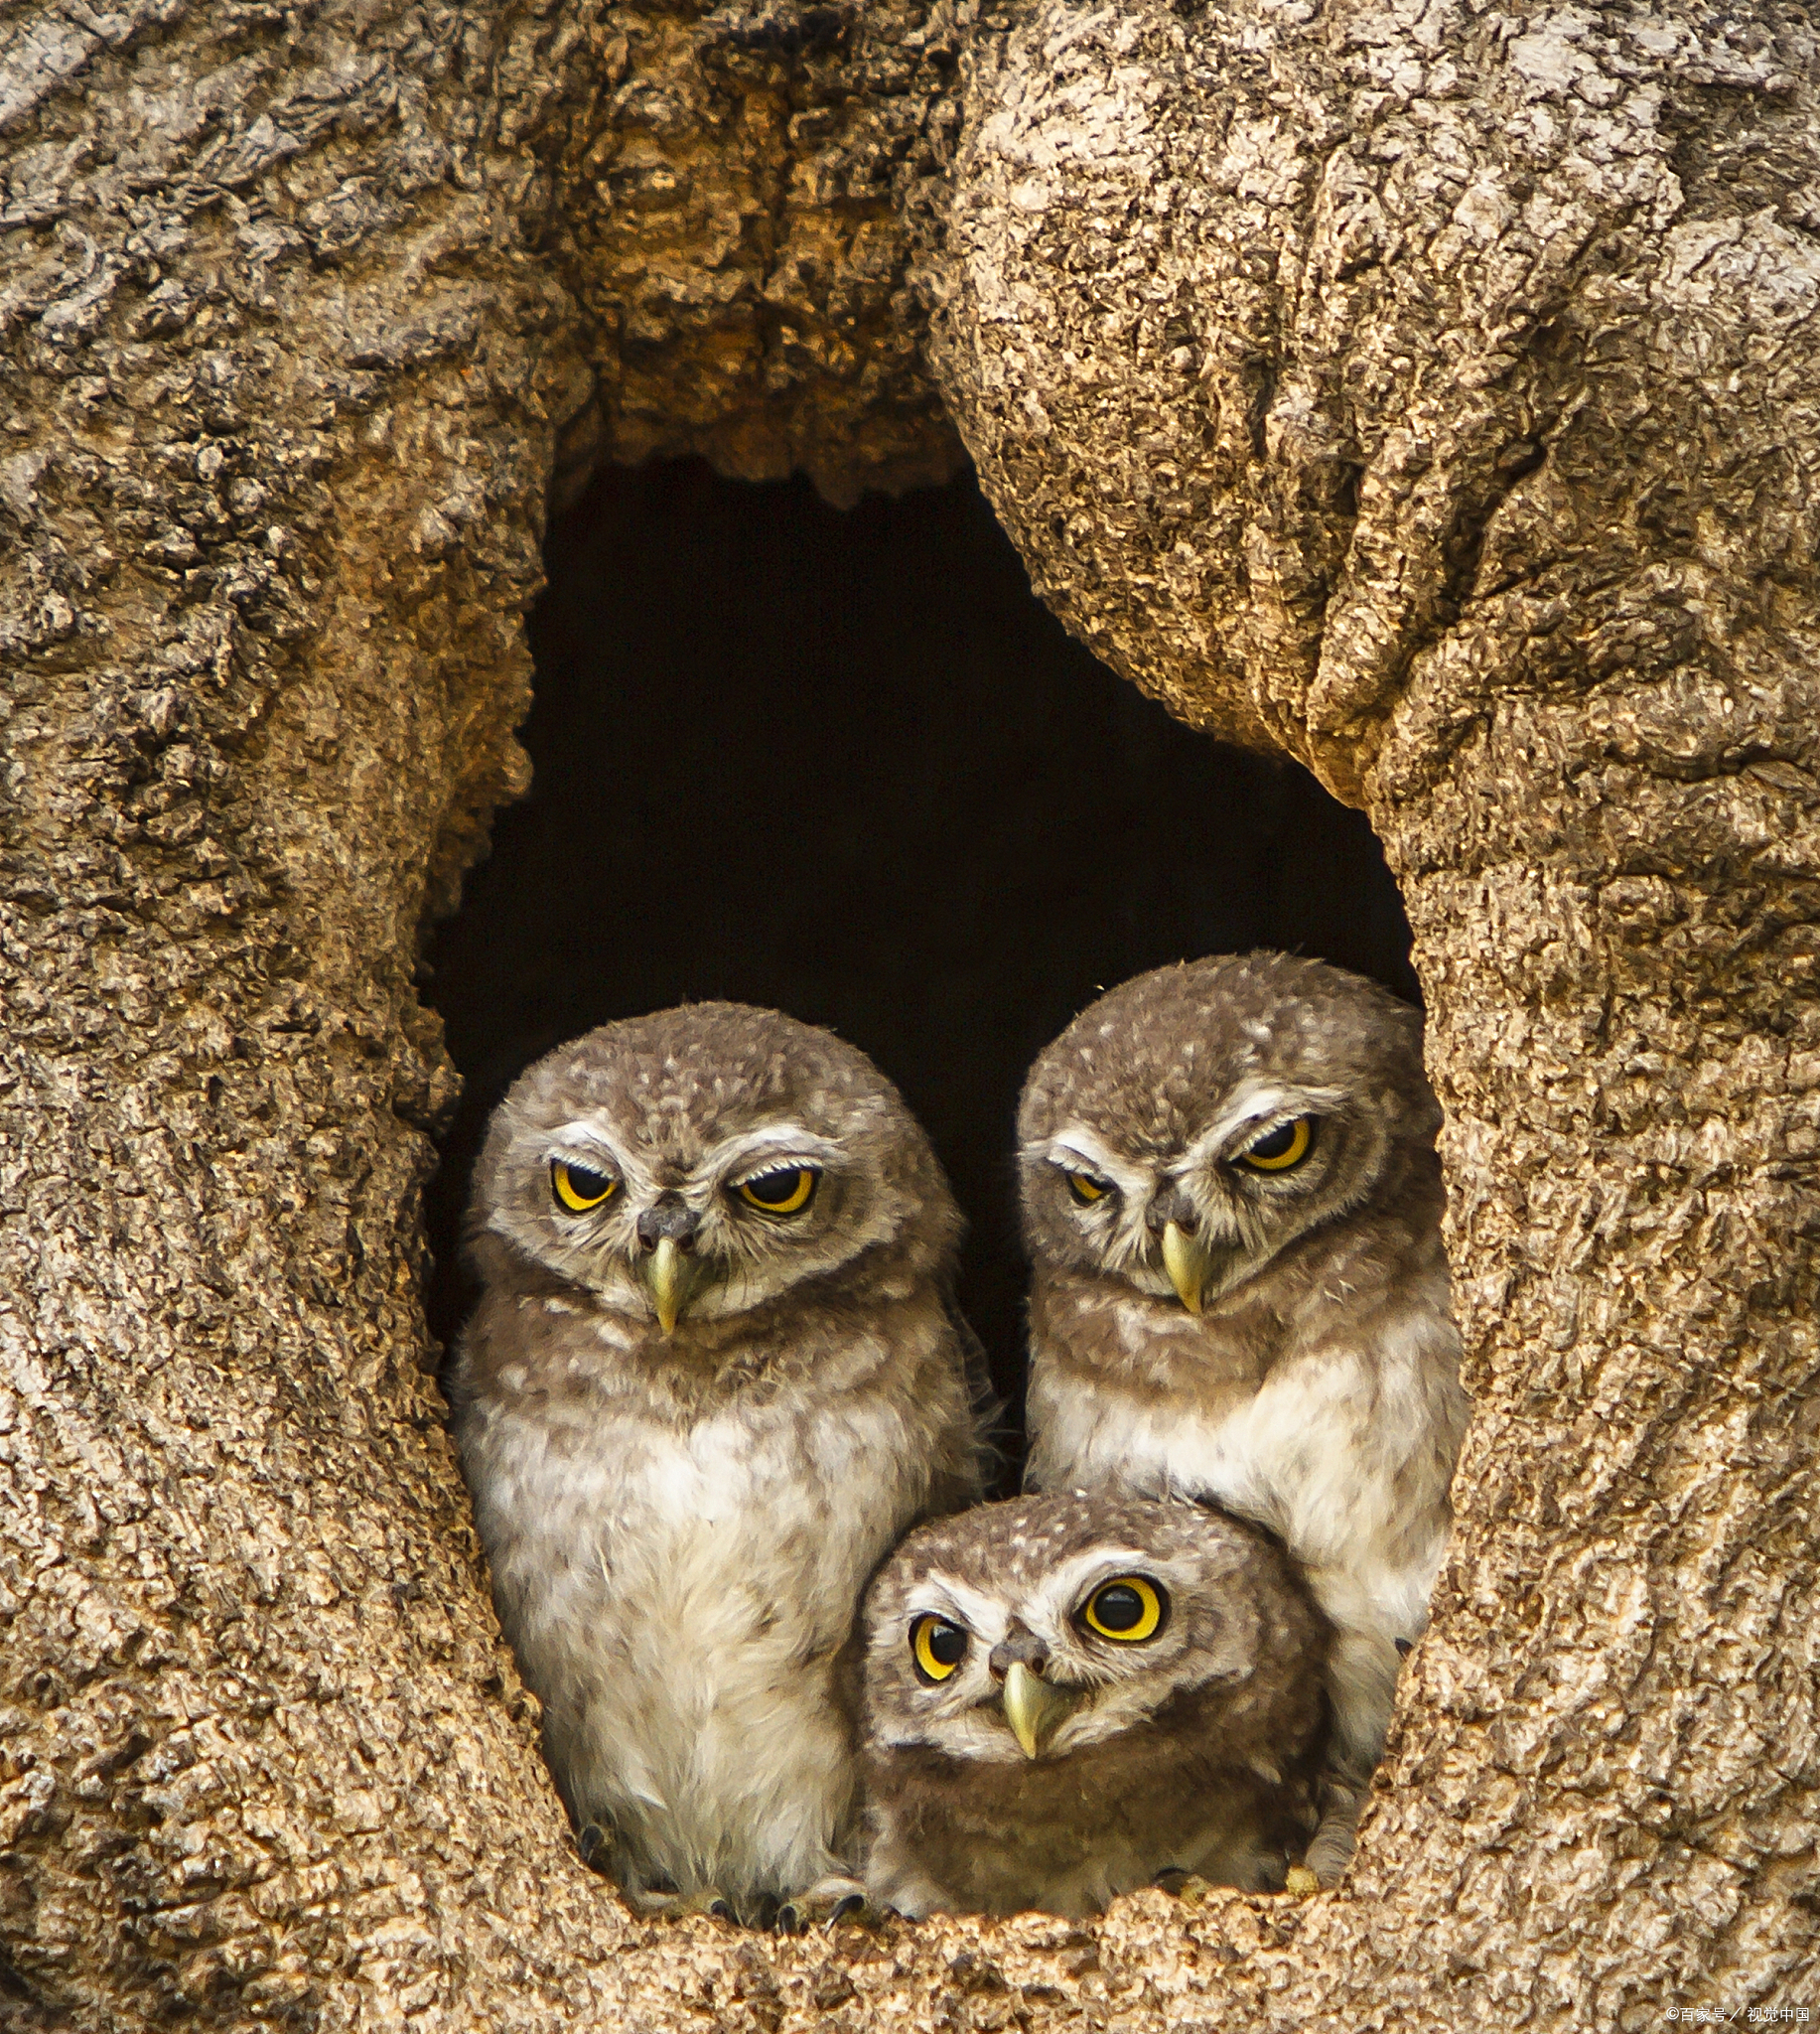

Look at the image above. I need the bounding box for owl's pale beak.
[1161,1220,1210,1315]
[1001,1661,1084,1759]
[645,1235,687,1334]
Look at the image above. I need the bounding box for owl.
[857,1491,1330,1919]
[452,1002,986,1925]
[1017,952,1468,1831]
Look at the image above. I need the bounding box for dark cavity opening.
[422,460,1416,1468]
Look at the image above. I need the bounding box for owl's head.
[1018,952,1436,1311]
[467,1002,960,1335]
[861,1492,1328,1765]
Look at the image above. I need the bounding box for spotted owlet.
[452,1002,986,1924]
[1017,953,1467,1847]
[857,1491,1330,1918]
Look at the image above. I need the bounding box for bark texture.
[1,0,1815,2030]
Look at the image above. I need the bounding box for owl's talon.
[782,1873,872,1931]
[623,1885,736,1922]
[1304,1773,1362,1888]
[576,1821,612,1870]
[1163,1872,1213,1909]
[624,1888,677,1918]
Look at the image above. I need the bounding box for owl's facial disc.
[1149,1105,1330,1307]
[633,1152,830,1331]
[1036,1091,1345,1309]
[525,1117,858,1331]
[877,1545,1205,1767]
[996,1567,1174,1754]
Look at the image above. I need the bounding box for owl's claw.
[780,1873,873,1932]
[626,1877,865,1930]
[1156,1868,1214,1908]
[624,1885,737,1922]
[1303,1773,1363,1887]
[576,1821,613,1870]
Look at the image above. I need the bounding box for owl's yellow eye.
[1079,1575,1168,1644]
[910,1614,969,1683]
[1237,1117,1314,1173]
[1064,1170,1112,1207]
[736,1164,819,1215]
[552,1160,619,1213]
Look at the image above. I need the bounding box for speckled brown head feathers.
[858,1491,1330,1918]
[1018,951,1437,1303]
[466,999,962,1359]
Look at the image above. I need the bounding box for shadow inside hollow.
[421,459,1416,1483]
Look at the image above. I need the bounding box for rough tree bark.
[0,1,1814,2030]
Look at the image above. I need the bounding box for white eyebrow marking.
[1025,1545,1195,1628]
[707,1123,845,1176]
[542,1121,666,1198]
[720,1120,815,1153]
[1042,1128,1154,1200]
[900,1574,1011,1644]
[546,1119,631,1168]
[1180,1082,1348,1168]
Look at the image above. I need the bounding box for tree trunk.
[2,0,1813,2029]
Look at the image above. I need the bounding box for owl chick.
[452,1003,986,1924]
[1019,953,1468,1813]
[858,1491,1330,1919]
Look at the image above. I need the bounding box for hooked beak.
[644,1235,687,1335]
[1161,1219,1214,1315]
[1001,1661,1086,1760]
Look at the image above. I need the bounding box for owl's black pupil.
[1092,1585,1145,1632]
[745,1167,804,1207]
[925,1622,967,1667]
[561,1163,611,1200]
[1250,1120,1299,1159]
